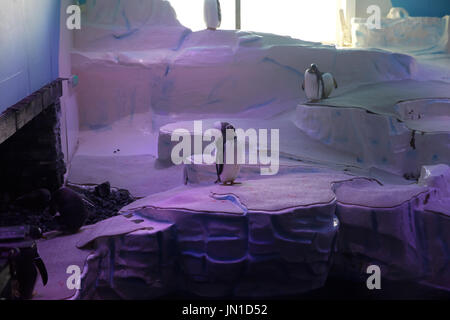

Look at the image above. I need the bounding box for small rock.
[1,182,135,233]
[117,189,132,202]
[95,182,111,198]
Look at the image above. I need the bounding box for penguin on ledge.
[214,121,241,185]
[204,0,222,30]
[302,64,338,102]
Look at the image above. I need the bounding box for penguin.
[302,64,338,102]
[49,188,88,234]
[204,0,222,30]
[8,243,48,300]
[302,64,323,102]
[214,121,241,185]
[321,72,338,99]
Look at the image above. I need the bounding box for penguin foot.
[222,181,241,186]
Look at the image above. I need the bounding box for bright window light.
[167,0,337,43]
[241,0,337,43]
[168,0,236,31]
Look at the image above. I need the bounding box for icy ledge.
[77,166,449,299]
[296,99,450,177]
[80,173,345,298]
[334,165,450,291]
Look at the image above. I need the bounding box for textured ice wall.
[295,101,450,177]
[0,0,60,112]
[334,167,450,289]
[81,0,180,27]
[74,0,185,50]
[72,29,416,129]
[79,221,177,300]
[78,173,343,298]
[70,0,418,129]
[78,168,450,298]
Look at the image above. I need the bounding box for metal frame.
[236,0,241,29]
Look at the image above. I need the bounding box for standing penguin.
[49,188,88,234]
[302,64,338,102]
[8,243,48,300]
[204,0,222,30]
[214,122,241,185]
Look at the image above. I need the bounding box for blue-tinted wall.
[391,0,450,17]
[0,0,60,113]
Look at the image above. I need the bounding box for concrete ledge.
[0,79,63,145]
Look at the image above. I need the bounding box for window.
[241,0,337,43]
[168,0,337,43]
[168,0,236,31]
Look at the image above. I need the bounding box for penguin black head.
[28,226,44,240]
[49,188,88,234]
[214,121,236,141]
[309,64,320,74]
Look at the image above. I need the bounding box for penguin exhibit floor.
[36,29,450,299]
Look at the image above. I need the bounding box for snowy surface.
[113,173,344,298]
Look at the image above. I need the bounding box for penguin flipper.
[30,243,48,286]
[34,256,48,286]
[216,0,222,26]
[301,81,305,91]
[334,77,338,89]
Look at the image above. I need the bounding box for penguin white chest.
[221,162,241,184]
[321,73,335,99]
[215,140,241,184]
[304,72,321,101]
[204,0,221,29]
